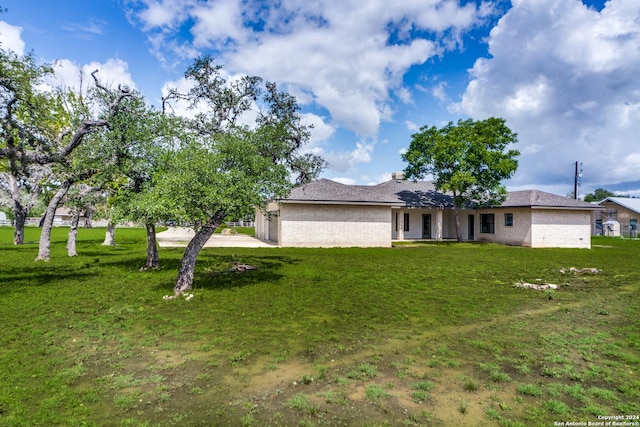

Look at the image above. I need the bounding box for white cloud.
[160,76,198,117]
[36,58,138,100]
[133,0,195,30]
[191,0,246,48]
[431,82,449,103]
[522,144,543,155]
[0,21,25,55]
[332,177,357,185]
[61,19,107,38]
[300,113,335,147]
[456,0,640,192]
[127,0,493,164]
[395,86,413,104]
[319,139,376,174]
[621,151,640,167]
[370,172,392,185]
[405,121,419,132]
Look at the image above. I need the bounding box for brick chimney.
[391,171,405,180]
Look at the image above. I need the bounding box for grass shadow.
[189,254,299,291]
[0,266,98,289]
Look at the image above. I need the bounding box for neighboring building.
[52,207,76,225]
[255,175,601,249]
[43,208,110,227]
[595,197,640,237]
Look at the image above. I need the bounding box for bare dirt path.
[157,227,276,248]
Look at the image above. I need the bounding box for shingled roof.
[500,190,600,209]
[282,179,401,205]
[375,179,455,208]
[279,179,601,211]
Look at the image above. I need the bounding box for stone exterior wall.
[279,203,392,247]
[256,202,594,249]
[255,202,280,242]
[475,208,532,246]
[530,209,592,248]
[475,208,591,248]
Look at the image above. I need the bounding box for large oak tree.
[156,57,325,296]
[402,117,520,242]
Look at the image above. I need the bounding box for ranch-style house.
[255,173,600,249]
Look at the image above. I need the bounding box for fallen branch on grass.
[514,282,558,291]
[163,293,194,301]
[559,267,602,274]
[229,263,257,272]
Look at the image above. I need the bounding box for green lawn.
[0,227,638,426]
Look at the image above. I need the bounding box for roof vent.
[391,171,405,180]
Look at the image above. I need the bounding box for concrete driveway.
[157,227,276,248]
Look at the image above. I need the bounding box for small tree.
[35,73,133,261]
[63,183,101,256]
[157,57,325,296]
[0,48,57,244]
[108,97,175,269]
[402,117,519,241]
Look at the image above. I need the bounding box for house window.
[504,213,514,227]
[395,213,398,231]
[480,214,495,234]
[607,208,618,221]
[404,213,410,232]
[631,219,637,231]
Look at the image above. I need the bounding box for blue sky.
[1,0,638,197]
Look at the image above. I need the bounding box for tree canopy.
[0,48,57,244]
[1,47,325,289]
[154,57,326,295]
[583,188,627,202]
[402,117,519,241]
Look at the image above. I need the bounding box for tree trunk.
[36,180,73,261]
[144,222,159,270]
[102,222,116,246]
[67,211,80,257]
[173,212,225,295]
[13,206,26,245]
[8,174,27,245]
[452,192,463,242]
[83,208,93,228]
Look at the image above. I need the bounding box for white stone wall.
[254,202,280,243]
[280,203,392,247]
[476,208,592,248]
[476,208,533,246]
[530,210,592,248]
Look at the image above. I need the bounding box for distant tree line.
[583,188,634,202]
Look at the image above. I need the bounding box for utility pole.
[574,161,583,199]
